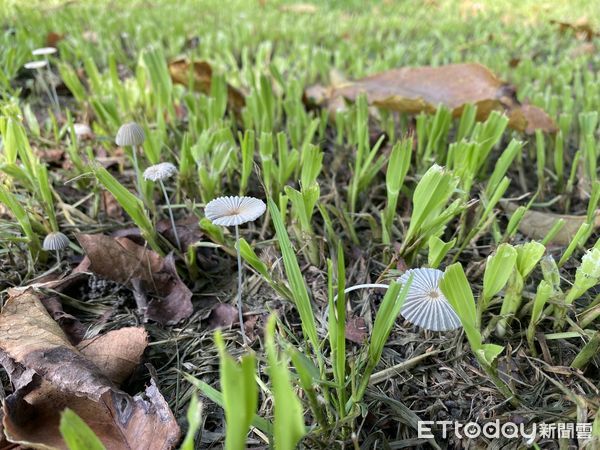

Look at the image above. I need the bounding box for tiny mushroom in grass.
[143,163,180,249]
[73,123,93,141]
[30,47,60,111]
[43,231,70,264]
[205,196,266,344]
[116,122,145,197]
[337,267,461,333]
[24,60,60,113]
[398,268,461,331]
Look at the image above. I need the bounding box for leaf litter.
[75,233,193,325]
[0,290,180,449]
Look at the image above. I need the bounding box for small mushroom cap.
[205,196,266,227]
[398,268,461,332]
[32,47,57,56]
[115,122,145,146]
[24,60,48,70]
[143,162,178,182]
[43,231,70,251]
[73,123,93,140]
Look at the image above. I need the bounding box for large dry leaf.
[305,63,557,134]
[501,201,600,245]
[168,58,245,114]
[551,19,598,41]
[0,291,179,449]
[76,234,193,324]
[0,290,114,401]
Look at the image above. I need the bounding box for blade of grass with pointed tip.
[268,198,321,365]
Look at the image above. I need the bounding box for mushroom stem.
[131,145,142,197]
[34,71,58,114]
[334,283,390,302]
[159,179,181,249]
[55,250,61,265]
[235,224,247,344]
[44,61,60,111]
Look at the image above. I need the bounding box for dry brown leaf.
[168,58,245,114]
[207,303,239,330]
[76,234,193,324]
[500,201,600,245]
[46,32,65,47]
[156,215,203,249]
[345,315,367,344]
[551,18,598,41]
[508,104,559,134]
[101,190,124,220]
[0,291,179,449]
[279,3,318,13]
[305,63,557,134]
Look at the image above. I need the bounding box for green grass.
[3,0,600,448]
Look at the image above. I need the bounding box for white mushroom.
[205,196,266,344]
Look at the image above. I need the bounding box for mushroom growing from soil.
[143,162,180,249]
[31,47,60,109]
[336,268,461,332]
[115,122,145,198]
[397,268,461,331]
[205,196,266,343]
[42,231,70,264]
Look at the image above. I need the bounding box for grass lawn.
[2,0,600,448]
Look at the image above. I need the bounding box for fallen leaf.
[101,191,124,220]
[46,32,65,47]
[345,315,368,344]
[156,215,203,249]
[0,291,180,449]
[207,303,239,329]
[76,234,193,324]
[305,63,556,134]
[500,201,600,245]
[551,18,598,41]
[508,104,558,134]
[168,58,245,114]
[279,3,318,13]
[0,290,115,400]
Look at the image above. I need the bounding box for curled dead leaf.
[168,58,245,114]
[500,201,600,245]
[305,63,556,134]
[0,291,179,449]
[76,234,193,324]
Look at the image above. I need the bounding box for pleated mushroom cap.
[115,122,145,146]
[43,231,70,251]
[143,163,178,182]
[205,196,266,227]
[398,268,461,331]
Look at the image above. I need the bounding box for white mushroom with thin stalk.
[115,122,145,198]
[205,196,266,343]
[336,267,461,332]
[43,231,70,264]
[143,162,180,249]
[31,46,60,111]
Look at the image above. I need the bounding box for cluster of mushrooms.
[41,118,461,341]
